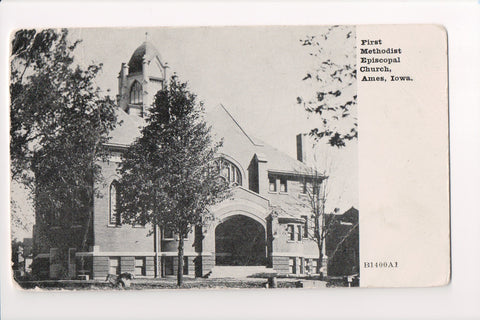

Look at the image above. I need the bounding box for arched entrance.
[215,215,266,266]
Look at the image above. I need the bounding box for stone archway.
[215,215,266,266]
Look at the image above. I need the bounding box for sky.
[11,26,358,239]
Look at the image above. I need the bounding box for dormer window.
[129,80,143,105]
[269,177,277,192]
[280,178,288,193]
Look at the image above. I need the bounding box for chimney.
[248,153,268,195]
[296,134,307,163]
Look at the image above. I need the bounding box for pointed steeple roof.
[128,41,162,74]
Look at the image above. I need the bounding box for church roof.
[106,107,145,147]
[106,103,314,176]
[255,138,311,174]
[206,104,312,175]
[128,41,162,74]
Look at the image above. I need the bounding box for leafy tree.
[10,29,117,278]
[296,25,359,275]
[117,76,230,286]
[297,25,357,147]
[11,29,75,182]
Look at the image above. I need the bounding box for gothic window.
[109,181,121,226]
[129,81,143,105]
[215,158,242,186]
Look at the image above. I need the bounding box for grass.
[15,277,302,290]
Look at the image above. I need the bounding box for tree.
[12,29,75,182]
[297,25,357,148]
[117,76,230,286]
[10,29,117,277]
[299,145,358,279]
[302,167,329,278]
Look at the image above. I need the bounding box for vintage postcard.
[9,25,449,290]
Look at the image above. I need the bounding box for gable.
[206,104,312,176]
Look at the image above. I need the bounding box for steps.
[208,266,276,279]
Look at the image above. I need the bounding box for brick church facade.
[31,41,356,280]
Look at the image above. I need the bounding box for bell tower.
[117,37,167,118]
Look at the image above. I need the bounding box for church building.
[32,41,332,280]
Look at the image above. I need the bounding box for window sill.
[107,224,122,228]
[279,191,288,195]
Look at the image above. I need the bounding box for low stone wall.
[200,255,215,277]
[272,256,289,274]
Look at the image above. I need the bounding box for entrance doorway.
[215,215,266,266]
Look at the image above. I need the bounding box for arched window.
[129,81,143,105]
[216,158,242,186]
[109,181,121,225]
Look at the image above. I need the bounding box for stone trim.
[271,252,324,259]
[76,251,212,257]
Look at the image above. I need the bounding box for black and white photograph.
[3,2,478,320]
[10,26,359,290]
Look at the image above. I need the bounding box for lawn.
[15,277,304,290]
